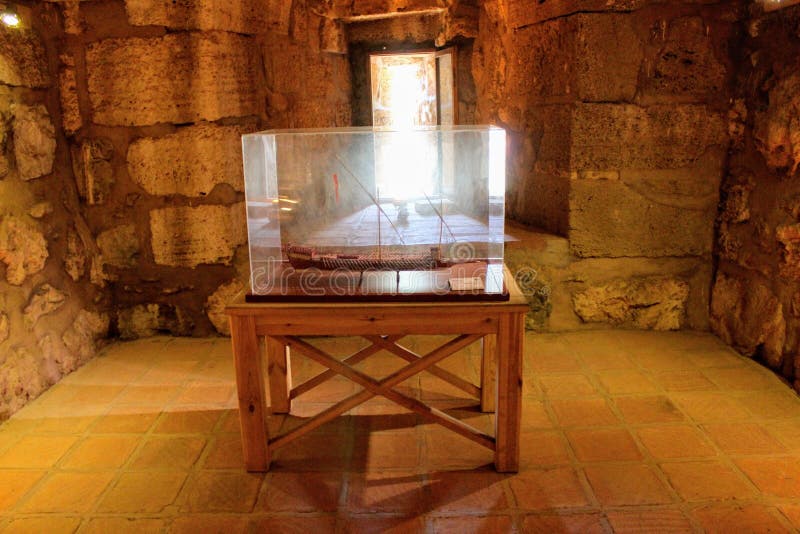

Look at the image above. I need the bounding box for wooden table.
[225,270,528,472]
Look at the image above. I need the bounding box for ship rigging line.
[333,154,407,246]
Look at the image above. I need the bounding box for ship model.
[285,244,447,271]
[283,155,473,273]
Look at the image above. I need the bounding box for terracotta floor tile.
[691,504,790,534]
[97,471,187,512]
[182,471,262,512]
[346,471,428,513]
[566,428,642,462]
[634,350,696,371]
[0,470,44,510]
[702,422,787,455]
[584,464,672,506]
[520,513,606,534]
[779,504,800,530]
[62,435,140,469]
[203,434,244,469]
[420,375,477,402]
[682,347,750,368]
[538,374,598,398]
[660,460,756,501]
[735,457,800,498]
[128,436,206,470]
[270,431,350,471]
[669,392,752,422]
[704,366,784,390]
[3,517,81,534]
[529,350,582,373]
[614,396,684,424]
[737,390,800,419]
[115,384,179,405]
[338,515,423,534]
[521,401,553,429]
[153,409,222,434]
[425,429,493,468]
[765,419,800,451]
[18,471,114,512]
[606,508,693,533]
[261,471,343,512]
[427,470,508,512]
[636,425,716,459]
[174,381,234,405]
[351,429,421,470]
[597,370,659,395]
[295,377,358,403]
[519,429,572,467]
[656,370,717,391]
[79,517,165,534]
[0,435,78,468]
[168,515,250,534]
[508,467,590,510]
[91,408,160,433]
[577,350,634,371]
[32,415,98,434]
[430,515,514,533]
[549,398,618,427]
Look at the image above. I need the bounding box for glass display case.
[241,125,507,301]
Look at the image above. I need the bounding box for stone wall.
[711,4,800,392]
[0,6,108,419]
[54,0,353,339]
[474,0,740,331]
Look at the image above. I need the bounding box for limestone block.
[23,284,67,328]
[0,347,48,419]
[563,257,711,331]
[28,202,53,219]
[0,26,49,88]
[62,309,109,364]
[59,65,81,134]
[508,0,648,28]
[755,72,800,175]
[0,216,48,285]
[65,229,86,281]
[570,104,727,171]
[569,178,716,258]
[710,272,785,368]
[0,312,8,344]
[643,17,727,98]
[12,104,56,181]
[128,123,251,196]
[347,0,445,18]
[117,303,193,339]
[574,14,642,102]
[96,224,138,268]
[125,0,276,33]
[205,279,244,335]
[71,138,114,205]
[149,203,246,267]
[86,33,261,127]
[61,1,83,34]
[572,277,689,330]
[777,224,800,279]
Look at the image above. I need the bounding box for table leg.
[480,333,497,413]
[494,313,523,473]
[267,336,291,414]
[230,315,270,471]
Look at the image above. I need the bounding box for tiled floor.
[0,330,799,533]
